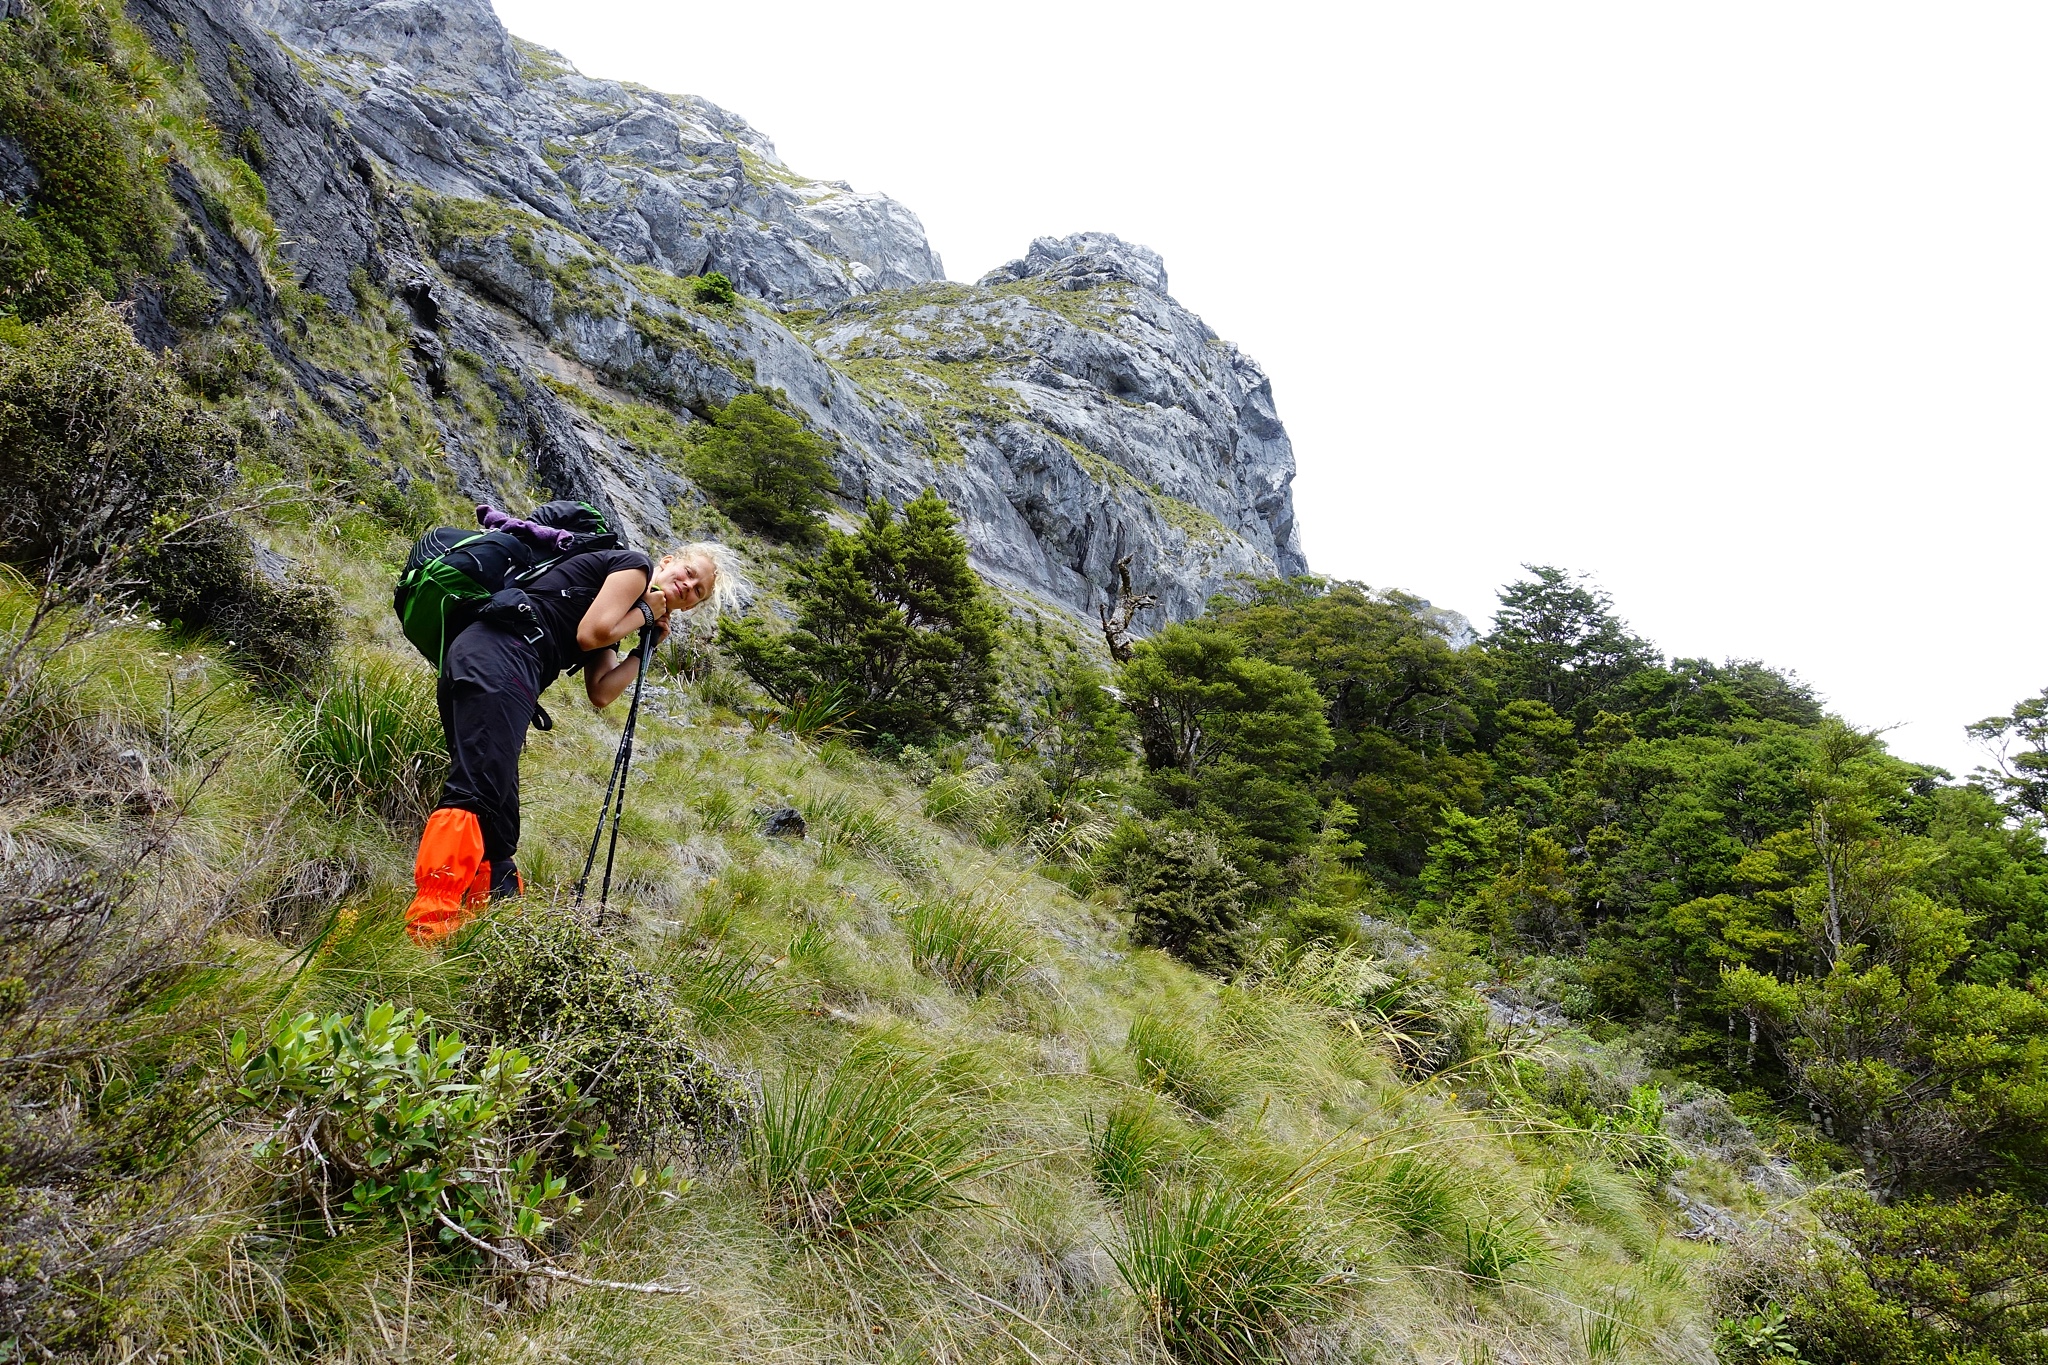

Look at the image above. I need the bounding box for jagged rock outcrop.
[132,0,1307,628]
[246,0,942,307]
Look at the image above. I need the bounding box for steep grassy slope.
[0,491,1736,1361]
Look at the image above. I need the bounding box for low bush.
[232,1002,595,1250]
[283,659,446,823]
[1113,1169,1353,1365]
[903,891,1032,996]
[0,302,334,680]
[748,1046,994,1236]
[1775,1190,2048,1365]
[1105,823,1256,975]
[464,907,754,1162]
[691,271,737,306]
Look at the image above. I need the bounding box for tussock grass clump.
[1128,1012,1247,1118]
[1349,1152,1472,1247]
[1114,1169,1354,1365]
[801,790,933,879]
[283,659,445,822]
[1089,1093,1198,1198]
[464,904,754,1161]
[1540,1159,1654,1254]
[748,1046,995,1236]
[903,890,1032,996]
[1459,1210,1553,1286]
[666,942,796,1035]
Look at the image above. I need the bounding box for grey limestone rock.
[135,0,1306,631]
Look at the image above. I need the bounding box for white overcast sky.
[494,0,2046,778]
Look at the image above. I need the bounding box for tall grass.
[283,659,444,822]
[1088,1093,1195,1198]
[667,943,795,1034]
[748,1048,996,1236]
[903,892,1032,996]
[1113,1170,1353,1365]
[1348,1153,1471,1246]
[801,791,933,880]
[1128,1013,1246,1119]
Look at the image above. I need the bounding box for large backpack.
[393,501,623,672]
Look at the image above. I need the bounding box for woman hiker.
[404,538,741,945]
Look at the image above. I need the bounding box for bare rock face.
[143,0,1306,628]
[245,0,942,307]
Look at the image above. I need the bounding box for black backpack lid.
[528,499,614,539]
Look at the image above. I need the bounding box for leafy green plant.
[1459,1211,1551,1286]
[1113,1170,1352,1365]
[682,393,835,544]
[747,1048,995,1236]
[1716,1303,1804,1364]
[464,907,754,1161]
[903,892,1032,996]
[1128,1012,1245,1119]
[232,1003,595,1249]
[284,660,446,823]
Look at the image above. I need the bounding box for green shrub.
[0,303,334,678]
[464,907,754,1162]
[691,271,737,306]
[232,1002,596,1250]
[1776,1190,2048,1365]
[682,392,836,544]
[1128,1012,1245,1119]
[0,0,173,318]
[284,660,446,823]
[1106,822,1256,975]
[1113,1170,1352,1365]
[903,891,1032,996]
[748,1046,994,1236]
[721,489,1000,744]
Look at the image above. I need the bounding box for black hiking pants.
[435,622,548,881]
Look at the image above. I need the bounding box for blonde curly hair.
[662,541,751,619]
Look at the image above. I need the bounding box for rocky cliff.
[128,0,1308,627]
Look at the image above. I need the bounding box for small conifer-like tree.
[720,489,1001,744]
[683,393,837,545]
[1106,824,1256,974]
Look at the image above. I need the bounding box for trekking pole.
[575,629,651,915]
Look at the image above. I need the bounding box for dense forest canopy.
[1111,567,2048,1204]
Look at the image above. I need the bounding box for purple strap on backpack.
[477,504,576,551]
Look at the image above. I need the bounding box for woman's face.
[655,553,713,614]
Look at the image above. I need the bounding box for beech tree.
[720,489,999,744]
